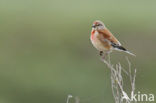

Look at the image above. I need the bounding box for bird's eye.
[97,24,102,26]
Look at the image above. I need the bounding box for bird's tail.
[113,45,136,56]
[124,50,136,56]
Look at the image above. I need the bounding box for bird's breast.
[90,30,110,51]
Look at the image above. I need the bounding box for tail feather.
[112,44,136,56]
[124,51,136,56]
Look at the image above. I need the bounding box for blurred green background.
[0,0,156,103]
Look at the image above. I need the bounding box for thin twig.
[101,57,137,103]
[66,94,73,103]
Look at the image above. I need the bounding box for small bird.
[90,20,135,58]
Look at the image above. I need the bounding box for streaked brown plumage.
[90,20,135,58]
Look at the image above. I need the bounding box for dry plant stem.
[66,95,73,103]
[66,95,80,103]
[75,96,80,103]
[101,55,137,103]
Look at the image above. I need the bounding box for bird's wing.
[98,28,121,46]
[98,29,136,56]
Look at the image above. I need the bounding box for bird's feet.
[99,51,103,56]
[99,51,105,60]
[100,51,109,60]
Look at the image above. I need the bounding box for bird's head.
[92,20,105,30]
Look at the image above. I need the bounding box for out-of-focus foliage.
[0,0,156,103]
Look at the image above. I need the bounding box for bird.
[90,20,135,59]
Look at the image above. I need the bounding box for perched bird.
[90,20,135,58]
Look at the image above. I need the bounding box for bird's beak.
[92,24,96,28]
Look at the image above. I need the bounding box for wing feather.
[98,28,121,46]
